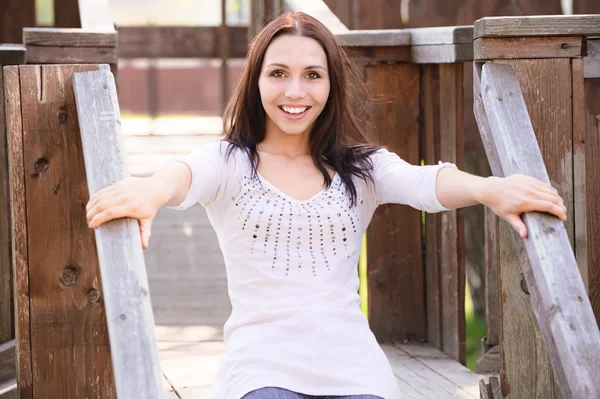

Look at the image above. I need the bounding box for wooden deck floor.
[130,126,484,398]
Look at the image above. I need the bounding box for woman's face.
[258,34,330,138]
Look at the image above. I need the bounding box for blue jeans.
[241,387,384,399]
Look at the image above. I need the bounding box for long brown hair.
[224,12,379,206]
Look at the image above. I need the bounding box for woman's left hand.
[481,174,567,239]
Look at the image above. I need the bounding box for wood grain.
[19,64,115,398]
[474,36,583,60]
[411,43,473,64]
[3,65,32,399]
[585,39,600,79]
[474,15,600,39]
[483,207,499,346]
[0,340,15,383]
[481,62,600,399]
[366,64,425,343]
[23,28,117,47]
[25,46,117,64]
[118,26,249,59]
[73,68,162,398]
[0,47,25,344]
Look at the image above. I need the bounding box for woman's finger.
[89,205,131,228]
[505,214,528,238]
[86,183,125,212]
[86,196,127,224]
[522,199,567,221]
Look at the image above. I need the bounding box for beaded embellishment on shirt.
[233,173,363,276]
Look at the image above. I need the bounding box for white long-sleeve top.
[167,140,455,399]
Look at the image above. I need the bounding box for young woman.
[86,12,566,399]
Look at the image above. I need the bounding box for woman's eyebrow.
[265,63,327,71]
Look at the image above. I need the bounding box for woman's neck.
[259,123,312,158]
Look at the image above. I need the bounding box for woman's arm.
[435,167,567,238]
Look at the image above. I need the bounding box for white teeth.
[281,106,308,114]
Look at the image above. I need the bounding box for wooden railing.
[473,14,600,398]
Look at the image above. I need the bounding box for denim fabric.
[241,386,384,399]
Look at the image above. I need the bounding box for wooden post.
[474,61,600,399]
[473,15,600,398]
[0,46,25,346]
[5,64,116,399]
[53,0,82,28]
[73,67,163,399]
[0,0,35,44]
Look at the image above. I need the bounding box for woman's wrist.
[475,176,498,207]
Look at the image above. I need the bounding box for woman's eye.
[307,72,320,80]
[270,71,284,78]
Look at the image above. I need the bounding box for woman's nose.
[284,78,305,98]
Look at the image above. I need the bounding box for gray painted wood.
[284,0,349,33]
[585,39,600,78]
[0,340,15,383]
[479,62,600,399]
[23,28,117,47]
[0,379,16,399]
[410,26,473,45]
[73,67,163,399]
[336,30,410,47]
[474,15,600,39]
[411,43,473,64]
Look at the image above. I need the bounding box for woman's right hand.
[86,176,167,249]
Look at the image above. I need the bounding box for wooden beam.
[585,39,600,78]
[474,37,583,60]
[336,30,411,47]
[72,67,163,399]
[409,26,473,45]
[474,15,600,39]
[25,46,117,64]
[0,0,35,44]
[477,61,600,399]
[23,28,117,48]
[54,0,81,28]
[411,44,473,64]
[0,46,25,345]
[284,0,349,33]
[117,26,249,59]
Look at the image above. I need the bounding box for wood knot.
[32,157,49,176]
[58,109,68,125]
[86,289,100,305]
[60,268,77,286]
[53,184,61,193]
[560,43,570,49]
[520,273,529,295]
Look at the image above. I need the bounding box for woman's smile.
[279,105,312,120]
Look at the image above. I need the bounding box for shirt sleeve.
[371,148,457,213]
[163,141,230,210]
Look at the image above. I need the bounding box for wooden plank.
[585,39,600,78]
[0,0,35,44]
[480,61,600,399]
[0,48,26,344]
[489,377,502,399]
[23,28,117,47]
[438,63,465,364]
[0,379,17,399]
[220,0,229,114]
[474,15,600,39]
[25,46,118,64]
[483,207,499,346]
[53,0,81,29]
[336,30,411,47]
[422,64,442,350]
[344,46,411,64]
[479,379,492,399]
[19,64,115,398]
[284,0,349,33]
[474,37,583,60]
[3,65,32,399]
[409,26,473,45]
[573,58,588,290]
[78,0,115,31]
[396,343,481,398]
[366,64,424,343]
[380,344,473,399]
[118,26,249,59]
[0,340,15,383]
[584,79,600,324]
[73,68,162,398]
[411,44,473,64]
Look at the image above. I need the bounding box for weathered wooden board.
[25,46,117,64]
[480,62,600,399]
[0,47,26,344]
[365,64,425,342]
[336,30,411,47]
[474,37,583,60]
[410,26,473,45]
[474,15,600,39]
[53,0,81,29]
[3,66,32,399]
[483,207,499,346]
[0,379,17,399]
[585,39,600,78]
[438,63,465,364]
[0,0,35,44]
[284,0,349,33]
[118,26,249,59]
[573,58,588,290]
[17,64,116,398]
[584,78,600,324]
[73,67,163,398]
[23,28,117,47]
[422,64,442,351]
[411,43,473,64]
[0,340,15,383]
[344,46,411,64]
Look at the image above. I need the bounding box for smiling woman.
[85,10,567,399]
